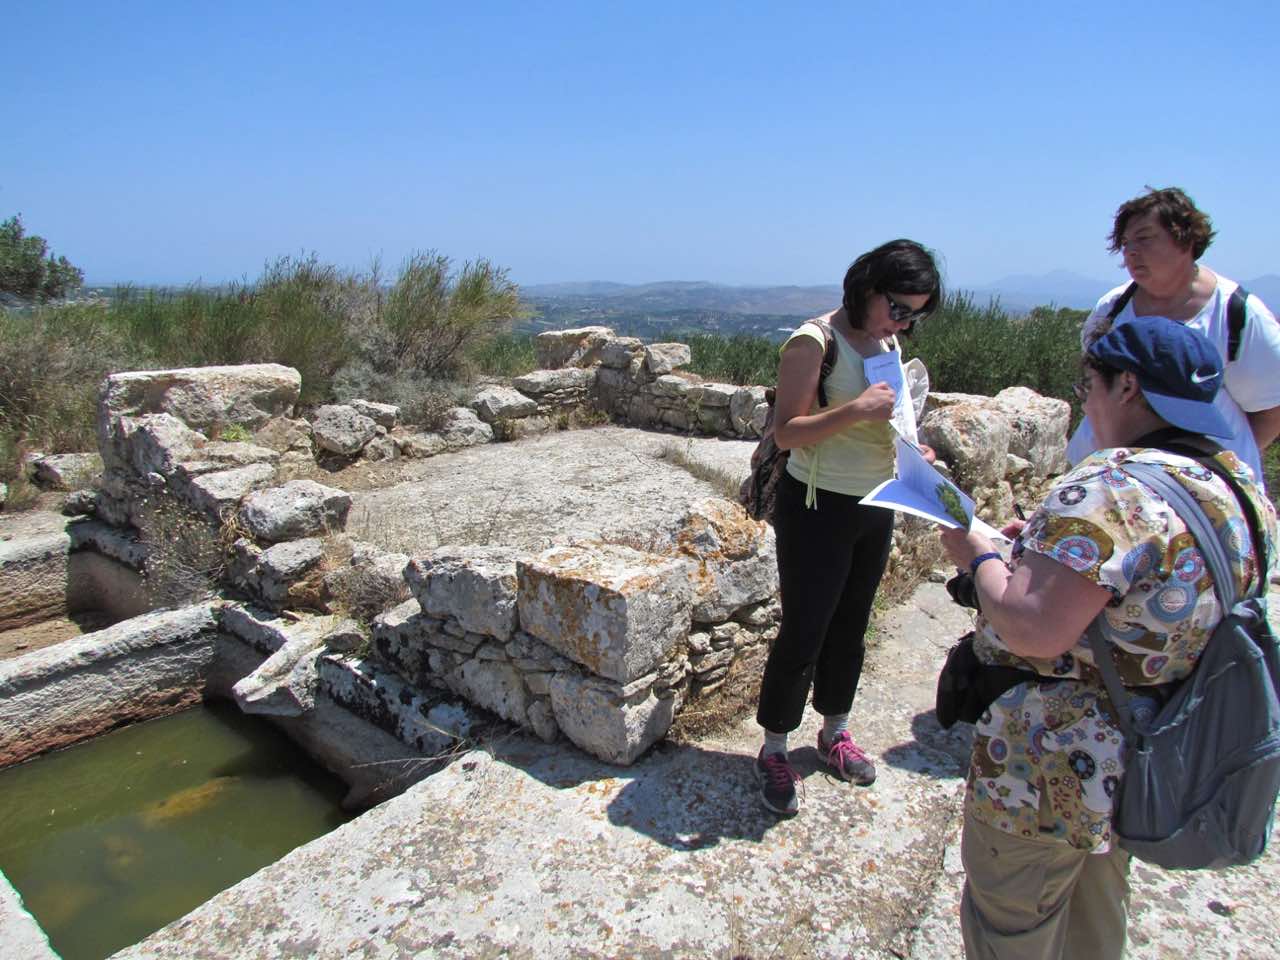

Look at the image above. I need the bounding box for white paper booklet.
[863,348,919,442]
[863,437,1011,544]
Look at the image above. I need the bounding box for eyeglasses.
[883,291,930,327]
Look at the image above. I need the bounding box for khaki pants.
[961,811,1131,960]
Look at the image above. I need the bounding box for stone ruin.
[3,325,1071,779]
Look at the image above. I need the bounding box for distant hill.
[523,281,842,317]
[963,269,1114,313]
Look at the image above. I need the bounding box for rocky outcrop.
[98,363,301,435]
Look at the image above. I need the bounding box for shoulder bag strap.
[1107,282,1138,321]
[1085,457,1248,739]
[1227,286,1250,363]
[811,318,837,408]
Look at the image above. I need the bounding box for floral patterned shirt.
[965,446,1278,853]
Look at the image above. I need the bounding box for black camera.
[945,570,981,612]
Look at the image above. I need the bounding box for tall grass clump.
[682,333,779,386]
[468,332,538,377]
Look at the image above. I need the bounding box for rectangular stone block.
[516,543,692,683]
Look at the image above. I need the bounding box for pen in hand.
[1014,503,1027,521]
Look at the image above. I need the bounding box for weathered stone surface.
[472,384,538,423]
[686,382,736,408]
[991,386,1071,478]
[361,435,399,462]
[219,603,298,656]
[259,537,325,580]
[323,544,411,619]
[66,518,148,569]
[317,654,460,756]
[174,440,280,480]
[0,521,72,630]
[231,615,330,717]
[548,671,674,764]
[252,416,313,454]
[534,326,614,369]
[99,364,301,435]
[599,337,645,370]
[647,374,691,399]
[439,657,529,725]
[643,342,692,375]
[346,398,400,429]
[394,432,449,458]
[919,401,1012,489]
[662,498,778,623]
[517,542,692,683]
[440,407,494,447]
[183,462,278,516]
[31,452,102,491]
[512,367,596,398]
[492,415,555,441]
[0,869,58,960]
[404,547,522,640]
[238,480,352,543]
[311,404,379,457]
[729,385,769,437]
[113,413,207,476]
[0,604,219,767]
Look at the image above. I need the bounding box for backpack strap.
[1227,286,1250,363]
[1107,283,1138,321]
[1086,455,1266,739]
[811,318,838,408]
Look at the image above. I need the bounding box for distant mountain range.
[525,270,1280,320]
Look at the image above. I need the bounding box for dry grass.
[668,642,769,742]
[656,438,743,502]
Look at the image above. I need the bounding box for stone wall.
[63,329,1069,766]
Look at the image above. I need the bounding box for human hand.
[917,442,937,464]
[852,382,896,421]
[1001,519,1027,539]
[939,526,994,571]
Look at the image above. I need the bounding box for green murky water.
[0,700,353,960]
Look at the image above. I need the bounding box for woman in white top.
[753,239,941,815]
[1068,186,1280,487]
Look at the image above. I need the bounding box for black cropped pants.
[755,470,894,734]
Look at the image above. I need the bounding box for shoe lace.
[761,752,800,789]
[826,733,869,768]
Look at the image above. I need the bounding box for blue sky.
[4,2,1278,290]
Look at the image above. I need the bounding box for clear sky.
[4,1,1278,289]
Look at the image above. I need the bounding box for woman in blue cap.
[940,316,1277,958]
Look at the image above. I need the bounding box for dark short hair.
[1107,186,1216,259]
[842,239,942,337]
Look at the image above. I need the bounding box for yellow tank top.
[782,321,896,501]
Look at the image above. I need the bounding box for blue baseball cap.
[1087,316,1232,439]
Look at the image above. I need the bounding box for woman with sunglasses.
[754,238,941,815]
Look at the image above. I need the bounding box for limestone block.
[493,415,555,441]
[395,432,449,458]
[66,518,149,570]
[362,435,400,462]
[991,387,1071,478]
[441,658,529,725]
[0,530,71,629]
[517,542,693,683]
[644,343,692,376]
[730,386,768,437]
[231,631,325,717]
[525,698,559,742]
[184,462,278,517]
[647,375,690,400]
[690,647,735,677]
[317,655,457,756]
[323,544,411,618]
[533,326,614,369]
[512,367,595,399]
[441,407,494,447]
[0,604,220,768]
[548,672,675,765]
[919,402,1012,490]
[599,337,644,370]
[117,413,207,477]
[472,385,538,423]
[346,399,400,429]
[198,440,281,467]
[98,364,301,437]
[312,404,378,457]
[31,452,103,491]
[659,498,778,623]
[686,382,736,408]
[404,547,522,640]
[238,479,352,543]
[252,416,314,454]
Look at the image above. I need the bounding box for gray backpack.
[1086,457,1280,870]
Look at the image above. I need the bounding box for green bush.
[0,215,84,301]
[682,333,779,386]
[468,332,538,377]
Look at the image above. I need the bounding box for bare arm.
[1248,404,1280,452]
[939,529,1112,659]
[772,336,895,450]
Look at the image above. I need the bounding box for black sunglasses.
[883,291,930,327]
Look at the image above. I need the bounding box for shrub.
[682,333,778,386]
[468,332,538,377]
[0,215,84,301]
